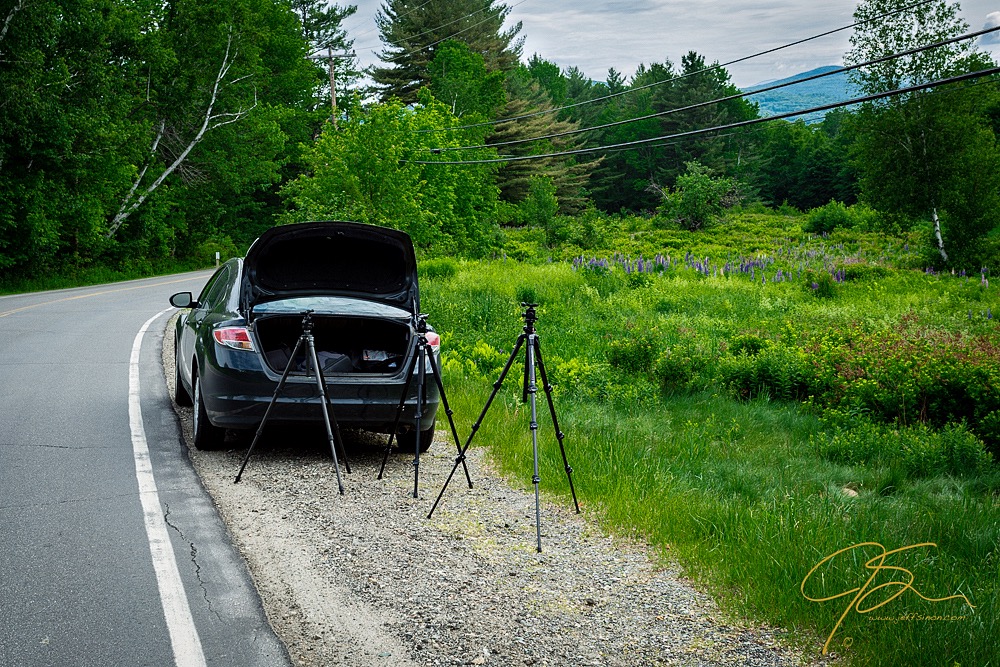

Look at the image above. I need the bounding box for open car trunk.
[254,314,411,375]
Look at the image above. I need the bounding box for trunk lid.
[240,221,419,317]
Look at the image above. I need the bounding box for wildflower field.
[420,213,999,666]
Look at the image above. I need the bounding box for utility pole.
[307,48,355,129]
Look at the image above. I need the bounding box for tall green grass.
[421,221,999,666]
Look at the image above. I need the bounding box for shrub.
[815,418,992,478]
[607,331,659,375]
[656,161,739,231]
[802,269,838,298]
[805,201,852,234]
[419,257,458,279]
[840,262,891,282]
[728,333,771,356]
[717,345,811,402]
[654,344,707,393]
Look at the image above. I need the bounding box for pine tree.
[491,67,599,215]
[371,0,523,103]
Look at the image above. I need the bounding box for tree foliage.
[0,0,330,281]
[427,40,506,118]
[281,92,501,256]
[655,161,738,231]
[846,0,1000,265]
[490,64,600,215]
[371,0,522,103]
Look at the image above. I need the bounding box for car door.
[178,263,233,384]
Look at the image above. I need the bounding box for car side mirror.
[170,292,198,309]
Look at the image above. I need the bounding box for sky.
[340,0,1000,88]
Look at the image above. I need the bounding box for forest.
[4,2,999,663]
[1,0,999,287]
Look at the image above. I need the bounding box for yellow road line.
[0,275,207,319]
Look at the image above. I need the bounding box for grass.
[419,215,999,666]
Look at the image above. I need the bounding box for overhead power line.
[423,24,1000,153]
[406,65,1000,165]
[416,0,941,134]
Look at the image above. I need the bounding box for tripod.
[377,314,472,498]
[429,303,580,553]
[234,310,350,493]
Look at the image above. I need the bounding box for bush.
[521,176,563,245]
[418,257,458,279]
[656,161,739,231]
[654,344,708,393]
[717,345,811,402]
[607,332,659,375]
[804,201,852,234]
[840,262,891,282]
[802,269,838,298]
[816,418,992,479]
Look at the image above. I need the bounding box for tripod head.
[300,309,316,334]
[521,302,539,334]
[412,312,430,335]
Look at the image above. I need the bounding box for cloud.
[982,12,1000,45]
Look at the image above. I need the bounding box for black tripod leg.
[313,350,351,475]
[377,344,419,480]
[235,336,305,484]
[410,346,427,498]
[526,334,543,552]
[306,337,345,495]
[426,349,473,489]
[533,336,580,514]
[427,334,526,519]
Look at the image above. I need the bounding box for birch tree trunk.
[932,207,948,262]
[107,28,256,238]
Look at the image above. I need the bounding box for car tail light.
[213,327,255,351]
[424,331,441,353]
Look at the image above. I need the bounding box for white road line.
[131,310,208,667]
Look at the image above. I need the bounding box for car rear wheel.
[397,425,434,454]
[173,340,193,407]
[193,369,226,450]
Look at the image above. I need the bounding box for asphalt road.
[0,272,290,667]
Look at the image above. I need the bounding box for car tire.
[397,424,434,454]
[173,342,193,407]
[192,369,226,450]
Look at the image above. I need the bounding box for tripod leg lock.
[565,465,574,474]
[532,475,540,484]
[529,420,538,430]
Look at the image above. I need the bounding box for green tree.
[0,0,320,280]
[589,61,675,212]
[652,52,758,184]
[289,0,359,116]
[281,92,501,256]
[427,40,506,118]
[753,116,857,210]
[845,0,1000,265]
[490,67,600,215]
[371,0,523,103]
[655,161,738,231]
[0,0,162,276]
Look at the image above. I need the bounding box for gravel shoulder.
[162,319,826,667]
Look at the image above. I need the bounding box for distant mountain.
[743,66,857,123]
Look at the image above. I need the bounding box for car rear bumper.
[200,357,440,433]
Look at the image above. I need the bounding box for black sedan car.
[170,221,440,450]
